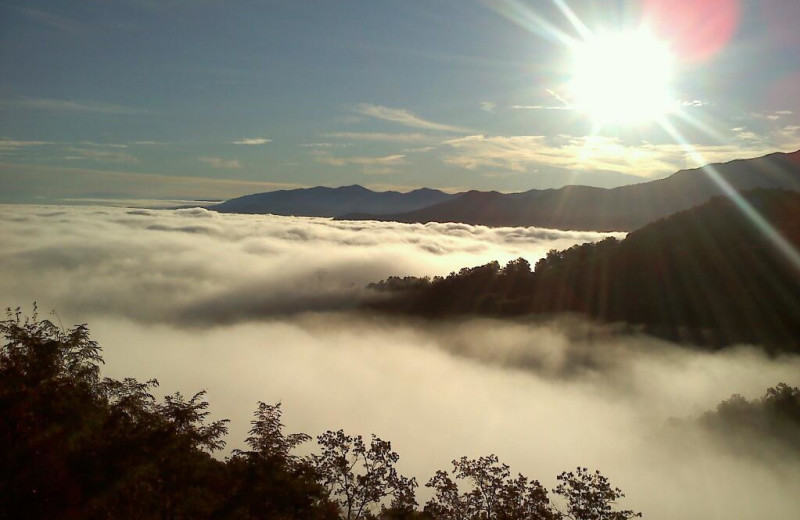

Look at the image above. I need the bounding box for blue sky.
[1,0,799,201]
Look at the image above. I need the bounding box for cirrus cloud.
[200,156,243,169]
[232,137,272,145]
[354,103,469,133]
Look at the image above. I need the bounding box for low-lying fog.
[1,204,798,519]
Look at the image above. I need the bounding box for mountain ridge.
[340,150,800,231]
[211,184,459,217]
[211,150,800,231]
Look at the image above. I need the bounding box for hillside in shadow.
[343,150,800,231]
[212,185,458,217]
[367,189,800,351]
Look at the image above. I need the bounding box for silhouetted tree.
[224,402,337,519]
[367,190,800,351]
[553,468,641,520]
[0,306,105,518]
[314,430,417,520]
[154,391,229,520]
[1,307,649,520]
[699,383,800,456]
[424,455,556,520]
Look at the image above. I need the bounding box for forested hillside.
[367,190,800,350]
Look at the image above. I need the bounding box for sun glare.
[569,29,675,126]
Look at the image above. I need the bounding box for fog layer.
[0,205,617,325]
[1,205,798,519]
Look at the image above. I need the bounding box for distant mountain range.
[211,150,800,231]
[341,151,800,231]
[212,184,458,217]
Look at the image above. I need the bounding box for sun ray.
[658,118,800,273]
[489,0,579,46]
[551,0,593,40]
[671,109,732,144]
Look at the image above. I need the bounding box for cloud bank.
[0,205,611,325]
[1,205,798,519]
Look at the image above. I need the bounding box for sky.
[2,0,800,201]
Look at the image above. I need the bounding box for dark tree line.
[697,383,800,458]
[367,190,800,351]
[1,308,641,520]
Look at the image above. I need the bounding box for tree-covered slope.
[367,189,800,350]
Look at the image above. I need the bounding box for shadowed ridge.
[367,189,800,351]
[212,184,458,217]
[345,150,800,231]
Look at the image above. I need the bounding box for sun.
[568,29,676,126]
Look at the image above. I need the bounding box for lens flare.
[643,0,740,63]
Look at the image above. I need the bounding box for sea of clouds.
[1,204,799,519]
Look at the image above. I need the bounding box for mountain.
[367,189,800,351]
[211,184,458,217]
[340,150,800,231]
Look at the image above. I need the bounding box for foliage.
[699,383,800,456]
[236,401,311,463]
[424,455,556,520]
[553,468,641,520]
[2,308,651,520]
[314,430,418,520]
[367,189,800,351]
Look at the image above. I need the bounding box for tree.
[0,306,106,519]
[424,455,556,520]
[152,391,229,520]
[238,402,311,462]
[553,468,641,520]
[225,402,337,520]
[314,430,417,520]
[2,307,650,520]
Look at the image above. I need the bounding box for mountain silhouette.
[367,189,800,351]
[341,150,800,231]
[212,184,458,217]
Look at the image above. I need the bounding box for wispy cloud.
[443,128,800,178]
[750,110,794,121]
[510,89,572,111]
[199,157,243,170]
[509,105,572,110]
[353,103,469,132]
[79,141,129,149]
[300,142,342,148]
[324,132,432,143]
[480,101,497,113]
[0,97,152,115]
[232,138,272,145]
[0,139,53,152]
[65,147,138,164]
[681,100,712,108]
[402,146,435,153]
[311,150,406,175]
